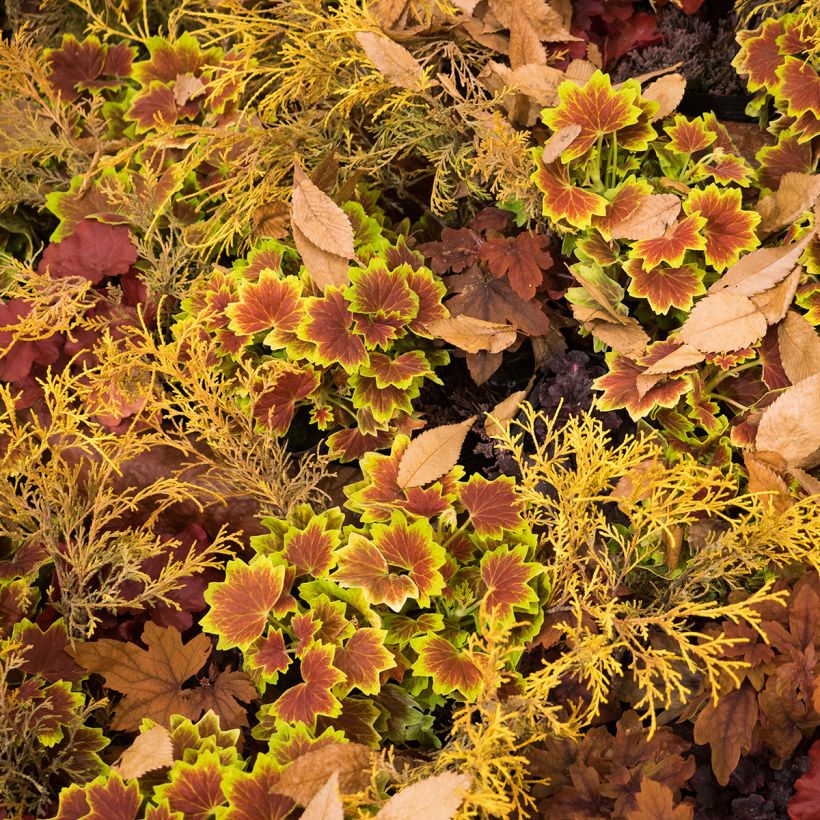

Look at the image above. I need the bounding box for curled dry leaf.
[541,124,581,164]
[112,725,173,780]
[293,223,349,291]
[641,73,686,121]
[301,772,343,820]
[581,315,650,359]
[253,201,291,240]
[375,772,473,820]
[678,291,768,353]
[427,314,517,354]
[778,311,820,384]
[397,417,476,488]
[709,232,814,297]
[743,451,792,514]
[641,342,704,376]
[291,163,355,259]
[755,373,820,467]
[273,742,375,806]
[609,194,681,241]
[355,31,425,90]
[485,383,532,437]
[756,172,820,235]
[749,265,801,325]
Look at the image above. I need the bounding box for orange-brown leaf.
[397,417,476,488]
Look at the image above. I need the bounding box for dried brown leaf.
[642,342,704,376]
[485,385,530,437]
[112,725,173,780]
[291,163,355,259]
[301,772,344,820]
[642,73,686,121]
[355,32,425,90]
[274,742,375,807]
[749,265,801,324]
[293,224,350,291]
[678,291,767,353]
[709,232,813,297]
[397,417,476,488]
[778,311,820,384]
[252,201,291,240]
[755,374,820,467]
[609,194,681,240]
[375,772,473,820]
[541,124,581,163]
[427,314,517,353]
[582,316,650,359]
[744,452,792,513]
[757,172,820,234]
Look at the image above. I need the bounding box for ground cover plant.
[0,0,818,817]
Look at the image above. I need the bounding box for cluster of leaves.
[529,65,820,490]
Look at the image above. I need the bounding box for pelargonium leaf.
[153,749,231,819]
[225,271,303,343]
[629,214,706,270]
[532,159,608,229]
[625,258,706,315]
[271,643,345,724]
[684,185,761,271]
[410,634,483,700]
[664,115,716,155]
[479,545,541,624]
[202,556,295,650]
[541,72,643,160]
[458,475,524,538]
[297,288,368,372]
[333,628,395,695]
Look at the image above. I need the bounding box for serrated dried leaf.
[427,315,517,353]
[678,291,767,353]
[172,73,206,106]
[397,417,476,488]
[112,725,172,780]
[757,172,820,235]
[583,317,650,358]
[642,73,686,121]
[565,59,596,85]
[541,124,581,163]
[749,265,800,324]
[293,224,349,291]
[292,163,355,259]
[301,772,343,820]
[274,742,374,807]
[642,342,704,376]
[709,232,813,297]
[609,194,681,240]
[756,374,820,467]
[252,201,290,240]
[485,386,530,437]
[376,772,473,820]
[355,32,425,90]
[467,350,504,384]
[778,310,820,384]
[744,452,792,513]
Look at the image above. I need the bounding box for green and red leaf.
[625,257,706,314]
[591,178,653,241]
[333,628,395,695]
[221,756,294,820]
[733,18,785,93]
[284,513,342,578]
[684,185,760,271]
[54,774,140,820]
[756,131,815,191]
[533,159,609,230]
[251,367,320,435]
[459,475,524,538]
[225,272,303,345]
[479,545,541,624]
[245,628,291,688]
[541,72,643,160]
[664,115,716,155]
[298,288,368,372]
[410,634,483,700]
[153,751,228,820]
[630,214,707,270]
[271,643,345,724]
[359,351,432,389]
[202,556,295,650]
[777,56,820,119]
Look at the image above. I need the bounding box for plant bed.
[0,1,818,818]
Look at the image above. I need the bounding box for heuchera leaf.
[333,628,395,695]
[533,159,608,229]
[541,72,643,161]
[458,475,524,538]
[684,185,761,271]
[478,233,553,301]
[45,35,134,102]
[39,220,138,285]
[479,545,540,624]
[72,623,212,732]
[202,556,295,650]
[410,634,483,700]
[251,367,320,435]
[298,288,368,372]
[624,258,706,315]
[271,642,345,724]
